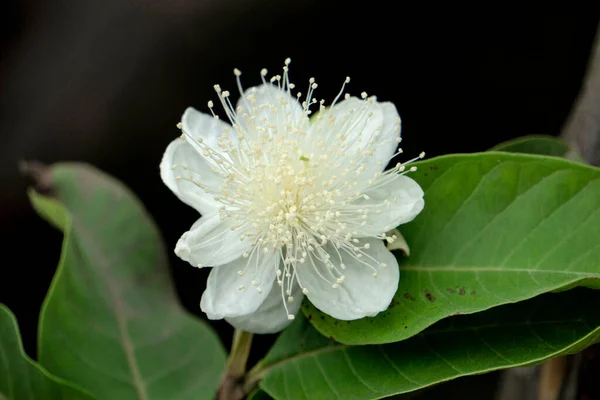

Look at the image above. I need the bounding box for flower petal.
[225,278,303,334]
[181,106,234,151]
[159,138,223,215]
[309,97,401,175]
[352,174,425,237]
[175,213,252,267]
[235,83,309,137]
[296,238,399,320]
[200,252,279,319]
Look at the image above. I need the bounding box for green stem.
[243,363,266,394]
[228,329,254,379]
[217,329,254,400]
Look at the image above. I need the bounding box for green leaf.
[0,304,94,400]
[491,135,570,156]
[27,163,226,400]
[304,152,600,344]
[257,289,600,400]
[491,135,585,162]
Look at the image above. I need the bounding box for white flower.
[160,59,425,334]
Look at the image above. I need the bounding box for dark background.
[1,1,600,397]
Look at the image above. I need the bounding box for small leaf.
[304,153,600,344]
[27,163,226,400]
[0,304,94,400]
[491,135,585,163]
[258,289,600,400]
[491,135,570,156]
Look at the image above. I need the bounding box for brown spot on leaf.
[424,290,436,302]
[459,287,466,295]
[453,312,462,316]
[404,326,408,329]
[471,291,477,295]
[403,293,415,301]
[307,315,312,321]
[446,288,456,294]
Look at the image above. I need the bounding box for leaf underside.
[29,163,226,400]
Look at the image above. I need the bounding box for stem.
[243,363,267,394]
[561,21,600,166]
[229,329,254,378]
[217,329,253,400]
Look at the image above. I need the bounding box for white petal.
[235,83,309,136]
[159,138,221,215]
[182,106,233,151]
[296,238,399,320]
[200,253,279,319]
[309,97,401,175]
[353,174,425,237]
[175,213,252,267]
[225,278,303,334]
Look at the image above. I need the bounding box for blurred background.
[1,1,600,398]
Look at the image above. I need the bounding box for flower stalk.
[218,329,254,400]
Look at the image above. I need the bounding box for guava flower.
[160,59,424,333]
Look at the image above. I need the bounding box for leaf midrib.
[72,218,149,400]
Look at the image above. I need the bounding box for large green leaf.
[0,304,94,400]
[304,152,600,344]
[27,163,226,400]
[256,289,600,400]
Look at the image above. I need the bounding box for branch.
[561,22,600,165]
